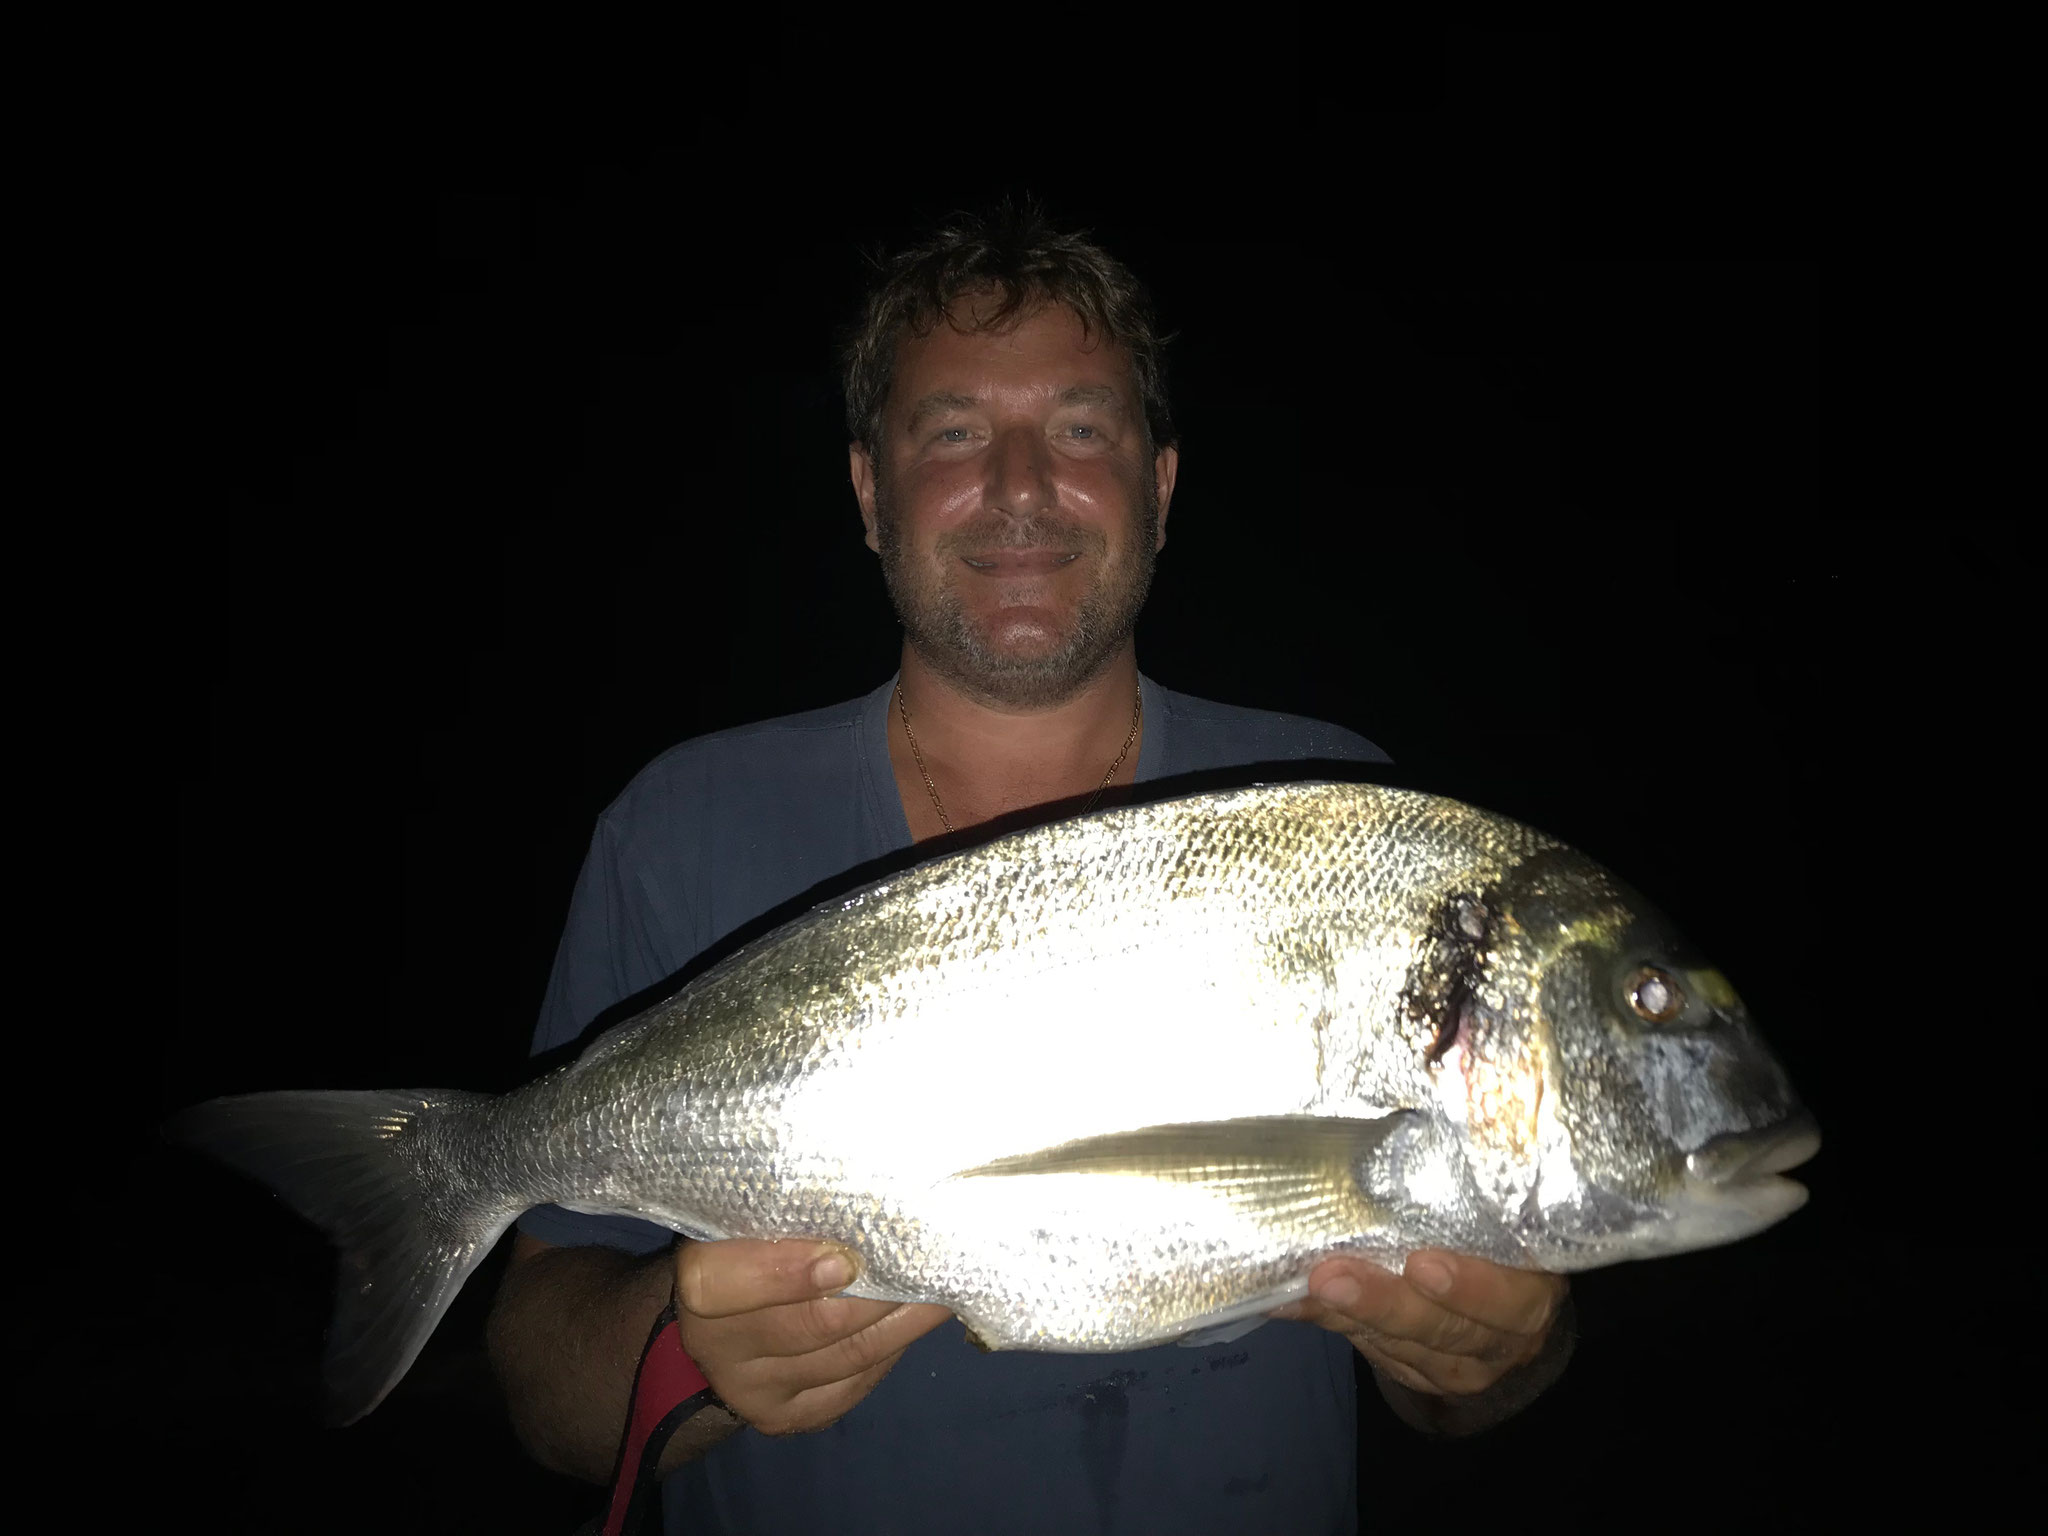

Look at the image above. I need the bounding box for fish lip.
[1685,1110,1821,1185]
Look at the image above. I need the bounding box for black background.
[104,22,2021,1534]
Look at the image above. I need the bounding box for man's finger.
[767,1302,954,1380]
[734,1294,911,1358]
[714,1305,955,1435]
[1358,1326,1535,1393]
[1300,1257,1481,1356]
[1399,1252,1563,1337]
[1362,1348,1443,1397]
[675,1237,862,1319]
[751,1338,922,1437]
[1297,1257,1538,1363]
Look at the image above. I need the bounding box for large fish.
[170,782,1817,1425]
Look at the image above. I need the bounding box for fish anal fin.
[1176,1315,1272,1347]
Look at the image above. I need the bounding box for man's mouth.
[960,550,1083,573]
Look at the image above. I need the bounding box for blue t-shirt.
[521,674,1391,1536]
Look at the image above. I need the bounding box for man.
[487,202,1572,1533]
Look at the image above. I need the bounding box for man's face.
[851,298,1178,710]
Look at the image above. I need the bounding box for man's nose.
[983,426,1054,516]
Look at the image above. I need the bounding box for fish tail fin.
[166,1087,517,1425]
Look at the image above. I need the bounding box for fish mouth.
[1684,1110,1821,1187]
[1580,1110,1822,1262]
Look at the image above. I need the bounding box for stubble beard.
[873,480,1159,711]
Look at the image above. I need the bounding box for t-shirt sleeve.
[1308,723,1392,765]
[516,809,694,1254]
[1156,685,1394,777]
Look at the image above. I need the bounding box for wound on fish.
[1429,984,1474,1067]
[1407,891,1493,1068]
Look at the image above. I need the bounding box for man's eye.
[938,428,970,442]
[1067,424,1096,439]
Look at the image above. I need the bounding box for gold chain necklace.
[895,681,1143,835]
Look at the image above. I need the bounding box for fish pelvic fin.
[951,1112,1422,1232]
[165,1088,515,1426]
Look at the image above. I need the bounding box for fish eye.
[1626,966,1685,1023]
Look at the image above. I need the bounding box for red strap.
[599,1297,718,1536]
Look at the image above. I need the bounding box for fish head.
[1430,848,1818,1271]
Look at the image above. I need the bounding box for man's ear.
[1152,444,1179,552]
[851,442,881,553]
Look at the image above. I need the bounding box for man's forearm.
[1372,1291,1578,1438]
[486,1241,741,1484]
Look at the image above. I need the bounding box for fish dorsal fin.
[952,1112,1421,1228]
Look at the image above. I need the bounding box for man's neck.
[887,646,1145,841]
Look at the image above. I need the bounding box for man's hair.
[841,198,1176,459]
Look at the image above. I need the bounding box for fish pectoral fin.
[951,1112,1421,1229]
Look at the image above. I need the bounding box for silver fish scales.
[170,782,1817,1423]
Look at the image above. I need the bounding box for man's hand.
[675,1239,952,1437]
[1273,1250,1568,1400]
